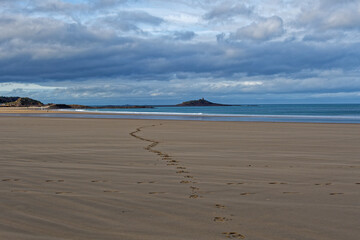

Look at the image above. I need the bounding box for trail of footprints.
[130,124,244,238]
[129,124,359,238]
[1,178,122,195]
[130,125,201,199]
[2,175,354,197]
[0,125,355,238]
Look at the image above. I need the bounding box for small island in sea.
[176,98,230,107]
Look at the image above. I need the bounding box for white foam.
[65,108,360,120]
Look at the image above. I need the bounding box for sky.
[0,0,360,105]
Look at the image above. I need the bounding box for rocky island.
[176,98,230,107]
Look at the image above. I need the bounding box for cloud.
[203,2,253,21]
[173,31,196,41]
[99,11,164,32]
[297,0,360,31]
[90,0,128,9]
[230,16,284,41]
[29,0,86,13]
[13,67,360,104]
[0,0,360,103]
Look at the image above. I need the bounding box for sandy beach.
[0,116,359,240]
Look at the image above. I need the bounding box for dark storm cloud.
[1,22,360,84]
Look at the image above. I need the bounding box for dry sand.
[0,116,359,240]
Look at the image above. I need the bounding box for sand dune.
[0,117,359,239]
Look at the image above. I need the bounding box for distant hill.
[176,98,230,107]
[0,96,20,104]
[3,97,44,107]
[48,104,154,109]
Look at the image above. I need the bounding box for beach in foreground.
[0,116,359,240]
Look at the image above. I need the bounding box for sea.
[60,104,360,123]
[2,104,360,123]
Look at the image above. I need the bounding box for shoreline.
[1,108,360,123]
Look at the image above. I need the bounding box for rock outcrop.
[3,97,44,107]
[176,98,229,107]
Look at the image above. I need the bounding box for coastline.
[1,107,360,123]
[0,116,359,239]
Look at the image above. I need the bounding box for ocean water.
[66,104,360,123]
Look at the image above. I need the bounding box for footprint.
[184,175,194,179]
[227,183,235,185]
[91,180,107,183]
[176,170,189,174]
[190,186,200,191]
[11,190,28,193]
[222,232,246,239]
[148,192,166,195]
[315,183,332,186]
[269,182,278,184]
[2,179,20,182]
[177,167,186,169]
[329,193,344,195]
[189,194,199,199]
[167,163,178,166]
[180,180,191,184]
[240,192,256,196]
[213,217,231,222]
[215,204,226,209]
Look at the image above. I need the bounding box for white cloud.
[230,16,284,41]
[297,0,360,31]
[203,2,253,21]
[0,83,63,92]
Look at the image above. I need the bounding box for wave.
[59,109,360,120]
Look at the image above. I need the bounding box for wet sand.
[0,116,359,240]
